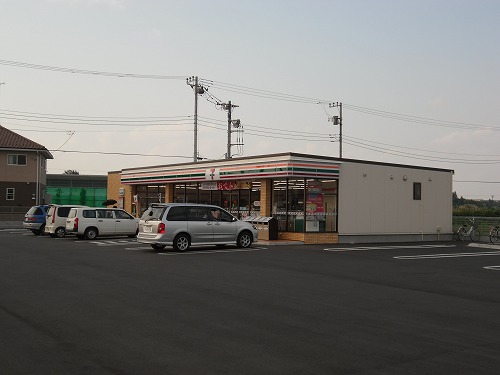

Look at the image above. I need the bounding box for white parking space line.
[394,251,500,260]
[484,266,500,271]
[324,244,456,252]
[78,240,137,246]
[158,247,266,256]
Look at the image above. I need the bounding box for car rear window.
[141,206,166,220]
[57,207,72,217]
[166,206,188,221]
[28,206,44,215]
[33,207,44,215]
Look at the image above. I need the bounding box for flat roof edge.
[116,152,454,175]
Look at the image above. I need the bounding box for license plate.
[143,226,152,233]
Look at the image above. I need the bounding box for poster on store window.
[306,181,324,220]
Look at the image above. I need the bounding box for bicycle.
[490,226,500,245]
[457,218,480,242]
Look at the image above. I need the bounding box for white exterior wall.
[338,162,453,242]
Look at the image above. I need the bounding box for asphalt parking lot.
[1,229,500,375]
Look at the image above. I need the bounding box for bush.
[453,205,500,217]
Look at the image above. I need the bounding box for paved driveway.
[1,230,500,374]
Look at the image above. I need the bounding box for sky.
[0,0,499,200]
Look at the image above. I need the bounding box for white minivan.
[45,204,88,238]
[66,207,139,240]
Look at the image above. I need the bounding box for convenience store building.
[108,152,453,244]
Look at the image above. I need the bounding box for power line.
[342,138,500,164]
[6,126,193,133]
[3,107,499,163]
[454,180,500,184]
[343,103,498,130]
[343,135,500,157]
[5,110,499,162]
[50,149,193,159]
[199,79,325,104]
[2,59,496,131]
[0,60,186,80]
[0,109,191,124]
[0,117,192,128]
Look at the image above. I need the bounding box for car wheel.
[128,229,139,238]
[39,224,46,235]
[32,230,41,236]
[173,234,190,252]
[237,231,253,248]
[84,228,98,240]
[151,244,166,251]
[55,227,66,238]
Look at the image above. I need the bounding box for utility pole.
[186,76,205,162]
[221,101,240,159]
[329,102,343,158]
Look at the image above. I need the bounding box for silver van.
[137,203,258,251]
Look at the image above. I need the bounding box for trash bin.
[249,216,278,240]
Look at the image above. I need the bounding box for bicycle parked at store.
[457,217,480,242]
[490,226,500,245]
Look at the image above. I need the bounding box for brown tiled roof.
[0,124,53,159]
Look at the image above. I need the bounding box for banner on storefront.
[200,180,252,191]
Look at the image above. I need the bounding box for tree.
[55,188,63,204]
[79,188,87,205]
[64,169,79,175]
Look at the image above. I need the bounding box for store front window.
[185,183,198,203]
[272,180,287,231]
[173,181,260,219]
[272,178,337,232]
[287,179,305,232]
[137,185,164,215]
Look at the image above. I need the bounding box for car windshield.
[141,206,166,221]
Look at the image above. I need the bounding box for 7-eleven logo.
[205,168,220,180]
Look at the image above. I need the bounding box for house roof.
[0,124,53,159]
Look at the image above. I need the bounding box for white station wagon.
[66,207,139,240]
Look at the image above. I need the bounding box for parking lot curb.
[258,240,304,246]
[468,242,500,250]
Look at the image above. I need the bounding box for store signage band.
[121,162,340,185]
